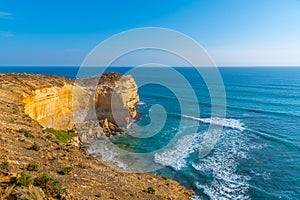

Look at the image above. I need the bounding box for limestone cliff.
[95,72,139,127]
[23,84,75,130]
[22,72,139,136]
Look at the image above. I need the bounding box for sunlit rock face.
[95,72,139,128]
[23,85,75,130]
[22,72,139,133]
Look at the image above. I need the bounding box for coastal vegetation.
[58,166,73,175]
[27,162,39,171]
[46,128,77,144]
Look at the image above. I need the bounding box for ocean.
[1,66,300,200]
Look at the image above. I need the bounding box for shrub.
[13,185,46,200]
[45,135,52,139]
[40,174,59,183]
[24,131,35,138]
[58,166,73,175]
[16,172,34,187]
[34,174,67,198]
[18,128,34,138]
[45,128,77,144]
[144,187,155,194]
[18,128,26,133]
[27,162,39,171]
[78,162,87,169]
[0,160,9,170]
[29,143,40,151]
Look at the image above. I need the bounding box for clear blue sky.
[1,0,300,66]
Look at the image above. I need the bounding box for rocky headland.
[0,72,194,199]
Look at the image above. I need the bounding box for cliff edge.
[0,73,194,199]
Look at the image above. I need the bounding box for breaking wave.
[154,133,201,170]
[192,129,263,200]
[182,115,246,131]
[154,123,265,200]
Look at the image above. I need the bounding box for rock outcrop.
[95,72,139,127]
[22,72,139,138]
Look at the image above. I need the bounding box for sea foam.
[154,133,200,170]
[192,129,253,200]
[87,140,128,169]
[182,115,246,131]
[153,117,246,171]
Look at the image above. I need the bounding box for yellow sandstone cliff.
[22,72,139,133]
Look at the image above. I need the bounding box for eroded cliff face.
[22,72,139,134]
[95,72,139,127]
[23,85,74,130]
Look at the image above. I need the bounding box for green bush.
[58,166,73,175]
[144,187,155,194]
[27,162,39,171]
[29,143,40,151]
[45,135,52,139]
[0,160,9,170]
[16,172,34,187]
[45,128,77,144]
[40,174,59,183]
[34,174,67,198]
[24,131,35,138]
[18,129,34,138]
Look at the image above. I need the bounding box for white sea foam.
[155,129,261,199]
[190,195,202,200]
[154,133,200,170]
[251,170,271,180]
[126,121,134,129]
[154,119,246,172]
[182,115,246,131]
[192,129,253,200]
[87,141,128,169]
[154,116,246,171]
[137,101,146,105]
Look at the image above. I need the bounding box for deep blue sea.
[1,66,300,200]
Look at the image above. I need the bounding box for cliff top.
[98,72,122,85]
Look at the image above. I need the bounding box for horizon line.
[1,65,300,68]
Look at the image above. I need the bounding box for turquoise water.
[1,67,300,200]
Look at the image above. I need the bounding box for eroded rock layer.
[95,72,139,127]
[23,84,74,130]
[22,72,139,136]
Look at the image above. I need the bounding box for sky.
[1,0,300,66]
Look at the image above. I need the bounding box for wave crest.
[182,115,246,131]
[192,130,254,200]
[154,133,200,170]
